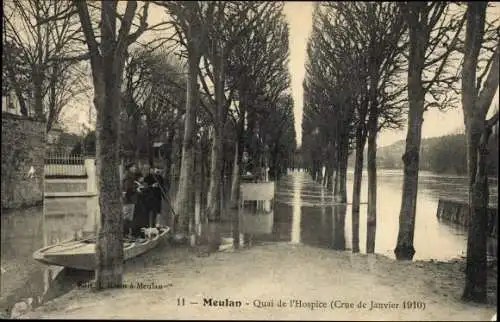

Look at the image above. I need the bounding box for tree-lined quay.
[2,1,498,317]
[301,2,498,303]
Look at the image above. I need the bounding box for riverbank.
[21,241,497,320]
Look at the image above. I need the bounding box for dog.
[27,166,35,179]
[141,227,159,239]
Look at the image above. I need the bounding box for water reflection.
[0,197,97,318]
[291,173,302,244]
[1,206,45,317]
[221,169,491,261]
[332,205,347,250]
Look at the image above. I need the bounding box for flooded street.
[272,170,497,260]
[1,169,497,317]
[0,198,95,317]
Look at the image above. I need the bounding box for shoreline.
[20,241,497,320]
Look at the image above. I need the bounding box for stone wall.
[1,113,45,210]
[436,198,498,258]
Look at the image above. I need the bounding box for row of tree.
[5,1,297,291]
[301,2,498,303]
[3,0,90,132]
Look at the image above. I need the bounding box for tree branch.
[116,1,139,55]
[477,43,500,115]
[73,1,101,68]
[126,2,151,46]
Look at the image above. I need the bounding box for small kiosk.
[236,180,275,247]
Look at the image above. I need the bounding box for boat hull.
[33,227,170,270]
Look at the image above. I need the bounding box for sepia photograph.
[1,1,498,320]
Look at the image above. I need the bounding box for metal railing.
[45,153,87,177]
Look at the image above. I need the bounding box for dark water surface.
[0,200,94,317]
[217,169,497,260]
[1,169,497,317]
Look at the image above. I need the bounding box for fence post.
[85,157,97,194]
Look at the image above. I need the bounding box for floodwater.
[0,198,95,318]
[0,169,497,317]
[271,169,498,260]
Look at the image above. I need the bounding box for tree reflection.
[332,204,346,250]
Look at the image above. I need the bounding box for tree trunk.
[335,136,348,203]
[93,44,126,290]
[146,116,154,167]
[333,204,347,250]
[91,1,127,289]
[206,128,223,221]
[94,81,123,289]
[312,162,318,182]
[33,65,45,120]
[163,129,175,192]
[230,110,245,207]
[46,63,59,133]
[246,109,256,174]
[352,125,367,253]
[13,86,28,117]
[159,131,174,227]
[206,50,225,222]
[326,162,334,191]
[175,47,201,234]
[317,162,323,184]
[462,129,489,302]
[333,161,339,199]
[230,141,240,209]
[461,2,493,302]
[394,97,424,258]
[322,165,328,186]
[394,15,427,259]
[132,109,140,162]
[327,147,337,193]
[366,109,377,254]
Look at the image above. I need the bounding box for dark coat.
[143,173,164,214]
[122,171,142,204]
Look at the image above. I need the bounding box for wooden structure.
[33,227,170,270]
[235,181,275,247]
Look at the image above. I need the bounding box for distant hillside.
[348,132,498,176]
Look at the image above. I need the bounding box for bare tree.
[198,2,273,222]
[304,2,407,254]
[3,0,85,129]
[460,2,499,303]
[395,2,466,260]
[122,48,186,165]
[225,2,290,207]
[72,0,170,289]
[156,1,216,235]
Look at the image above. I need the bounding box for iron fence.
[44,153,87,177]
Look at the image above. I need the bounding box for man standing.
[143,166,165,228]
[121,162,142,238]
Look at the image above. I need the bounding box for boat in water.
[33,226,170,270]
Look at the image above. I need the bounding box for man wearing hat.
[122,162,142,237]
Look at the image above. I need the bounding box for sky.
[283,2,313,148]
[60,2,499,149]
[283,2,499,148]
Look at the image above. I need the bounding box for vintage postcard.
[1,1,498,320]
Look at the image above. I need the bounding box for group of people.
[121,162,166,239]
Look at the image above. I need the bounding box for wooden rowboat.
[33,226,170,270]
